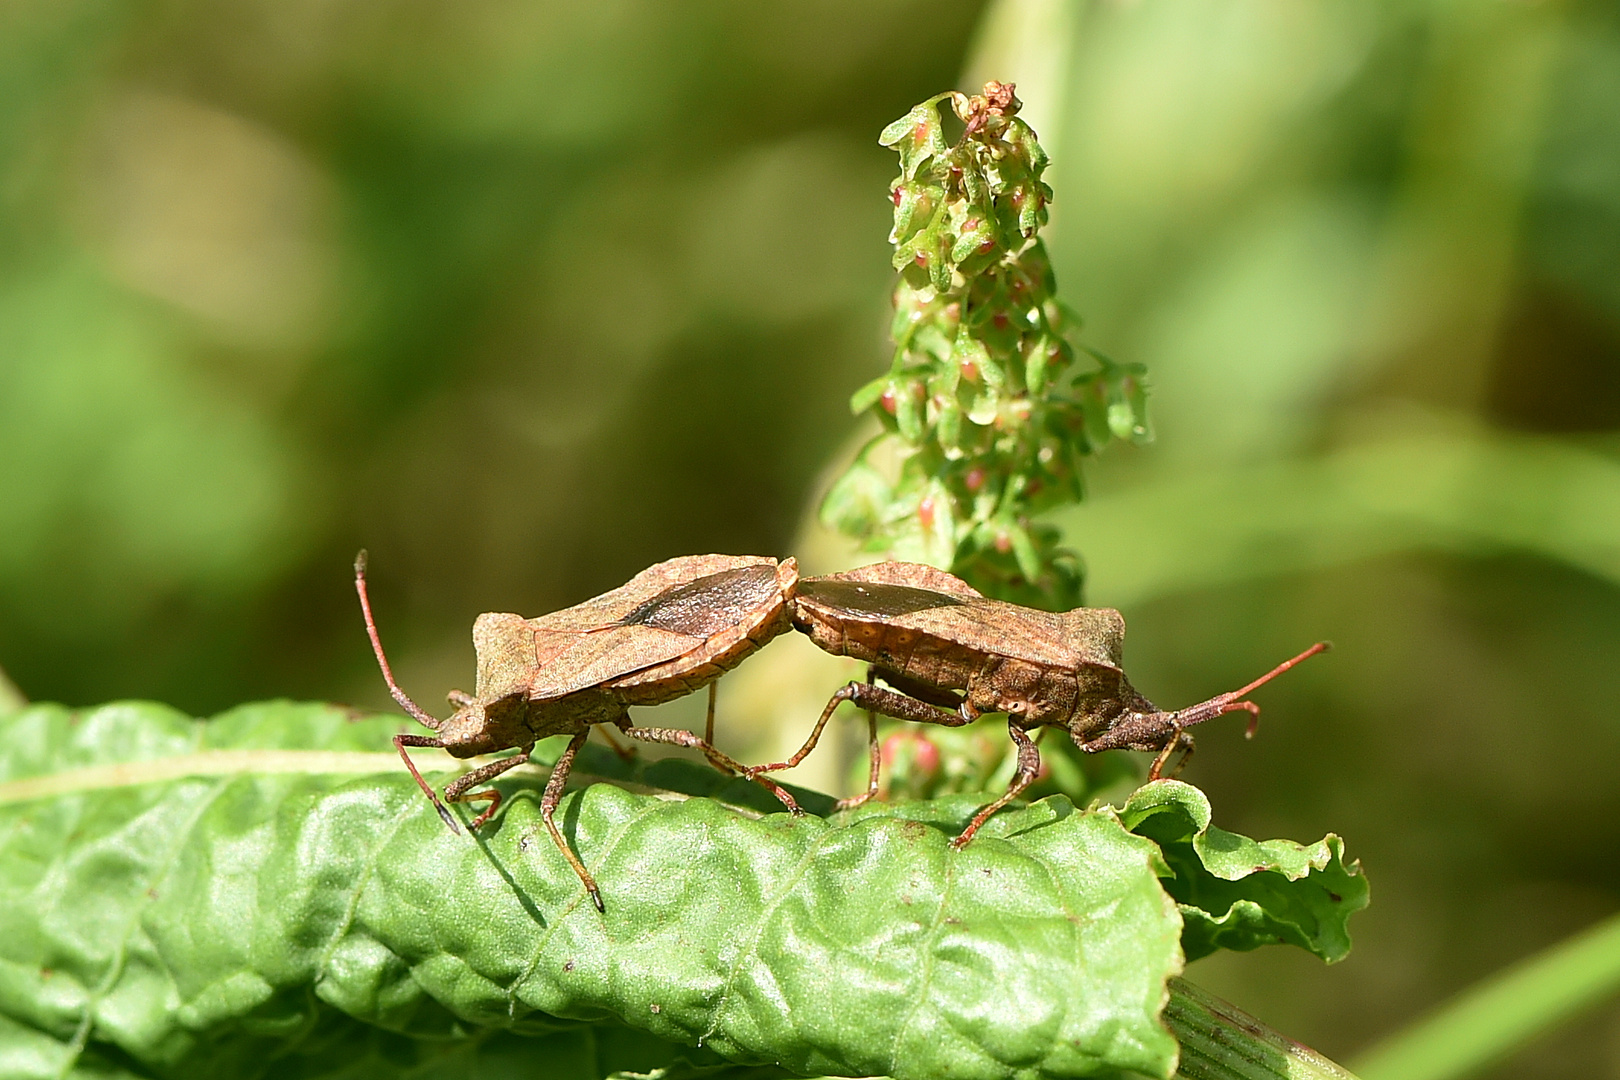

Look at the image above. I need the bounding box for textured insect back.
[821,82,1151,609]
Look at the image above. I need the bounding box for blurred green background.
[4,0,1620,1075]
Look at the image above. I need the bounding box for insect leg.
[618,723,801,813]
[952,721,1041,849]
[697,682,738,775]
[1146,732,1181,781]
[595,723,636,761]
[444,744,534,831]
[704,681,718,746]
[836,712,881,812]
[1165,732,1196,778]
[394,733,459,832]
[834,670,881,812]
[537,729,604,912]
[750,680,968,784]
[447,690,476,708]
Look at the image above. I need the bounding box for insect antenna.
[354,550,443,732]
[1178,641,1331,734]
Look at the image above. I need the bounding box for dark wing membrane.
[796,578,970,620]
[831,561,983,599]
[528,554,775,632]
[615,564,781,638]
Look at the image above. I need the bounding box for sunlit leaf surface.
[0,701,1362,1079]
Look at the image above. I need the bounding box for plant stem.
[1168,979,1360,1080]
[1350,909,1620,1080]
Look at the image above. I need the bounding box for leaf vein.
[698,822,831,1048]
[313,781,417,995]
[888,843,957,1072]
[508,789,668,1012]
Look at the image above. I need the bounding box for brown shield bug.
[744,561,1326,847]
[355,551,800,910]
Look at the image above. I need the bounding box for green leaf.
[1116,781,1368,963]
[955,332,999,391]
[1,700,1189,1080]
[1025,337,1053,396]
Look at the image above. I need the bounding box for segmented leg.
[443,744,534,830]
[447,690,475,708]
[1147,730,1196,781]
[698,682,736,775]
[834,671,881,812]
[835,711,881,812]
[536,729,603,912]
[361,555,460,833]
[704,681,718,746]
[596,722,636,761]
[952,721,1041,849]
[394,733,458,832]
[617,722,802,814]
[748,680,972,797]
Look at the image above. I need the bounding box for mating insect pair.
[357,553,1326,910]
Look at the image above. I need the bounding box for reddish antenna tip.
[1168,641,1330,733]
[1227,641,1330,701]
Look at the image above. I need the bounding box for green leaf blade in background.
[1,701,1201,1080]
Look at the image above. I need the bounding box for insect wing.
[796,577,971,620]
[615,563,782,637]
[523,557,793,698]
[527,624,704,698]
[798,575,1127,673]
[883,601,1126,672]
[828,561,984,599]
[530,554,778,633]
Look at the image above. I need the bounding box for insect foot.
[765,560,1327,848]
[355,551,801,911]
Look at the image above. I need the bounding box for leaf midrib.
[0,750,476,804]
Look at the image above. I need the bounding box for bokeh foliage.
[0,0,984,711]
[5,0,1620,1077]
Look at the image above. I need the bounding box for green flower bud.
[826,84,1152,606]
